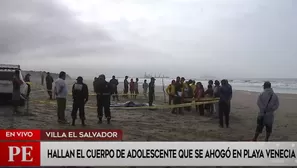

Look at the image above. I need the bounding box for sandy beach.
[1,79,296,142]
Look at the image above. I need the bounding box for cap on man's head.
[76,76,83,81]
[263,81,271,88]
[151,77,155,80]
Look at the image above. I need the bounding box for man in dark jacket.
[46,72,54,99]
[219,79,232,128]
[148,77,155,106]
[94,74,112,124]
[252,81,279,141]
[110,75,119,101]
[71,76,89,126]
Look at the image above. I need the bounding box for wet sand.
[0,80,296,168]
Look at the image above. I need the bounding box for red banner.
[0,129,40,141]
[0,142,40,166]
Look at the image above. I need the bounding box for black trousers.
[47,85,52,98]
[148,92,154,106]
[111,89,119,100]
[168,95,174,105]
[97,95,111,119]
[57,98,66,121]
[219,101,230,127]
[195,105,204,116]
[72,101,85,120]
[172,96,182,113]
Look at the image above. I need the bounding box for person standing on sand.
[213,80,221,117]
[226,79,232,114]
[134,78,139,99]
[208,80,214,113]
[94,74,112,124]
[172,76,183,114]
[54,71,68,124]
[46,72,54,100]
[123,76,129,98]
[24,73,31,98]
[71,76,89,126]
[12,70,23,114]
[204,84,214,114]
[41,71,44,85]
[130,78,135,98]
[252,81,279,141]
[195,82,205,116]
[148,77,155,106]
[109,75,119,101]
[143,80,149,98]
[219,79,232,128]
[166,80,175,105]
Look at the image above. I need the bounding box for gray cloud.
[0,0,296,79]
[0,0,110,58]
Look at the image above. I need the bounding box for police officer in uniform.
[71,76,89,126]
[94,74,112,124]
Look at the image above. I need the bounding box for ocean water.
[104,77,297,94]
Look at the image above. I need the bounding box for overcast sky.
[0,0,296,79]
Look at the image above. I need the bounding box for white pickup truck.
[0,64,28,106]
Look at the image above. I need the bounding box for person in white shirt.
[142,80,149,98]
[54,71,68,124]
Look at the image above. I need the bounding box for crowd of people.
[164,77,232,128]
[9,71,280,141]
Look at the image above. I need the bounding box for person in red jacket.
[130,79,135,98]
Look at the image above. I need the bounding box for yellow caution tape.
[32,99,219,110]
[68,93,164,97]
